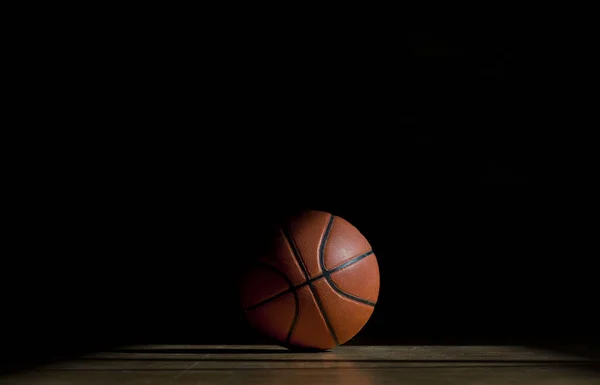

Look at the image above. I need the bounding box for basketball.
[239,210,380,351]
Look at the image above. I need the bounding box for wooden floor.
[1,344,599,384]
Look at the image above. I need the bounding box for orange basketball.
[239,210,380,350]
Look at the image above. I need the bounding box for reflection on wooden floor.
[1,345,599,384]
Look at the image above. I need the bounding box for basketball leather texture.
[240,210,379,350]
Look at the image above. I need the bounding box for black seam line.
[327,278,376,306]
[319,216,376,308]
[244,251,376,311]
[278,229,303,344]
[280,227,309,343]
[286,298,300,344]
[282,227,310,281]
[245,288,293,311]
[329,250,374,274]
[283,222,339,346]
[314,214,339,345]
[246,261,298,344]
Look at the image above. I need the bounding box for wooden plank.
[1,345,598,384]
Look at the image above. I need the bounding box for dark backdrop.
[3,14,596,370]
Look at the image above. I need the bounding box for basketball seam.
[282,224,339,346]
[319,215,377,307]
[243,261,299,344]
[243,250,374,310]
[330,250,374,274]
[325,274,377,306]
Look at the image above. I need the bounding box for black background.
[3,10,597,372]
